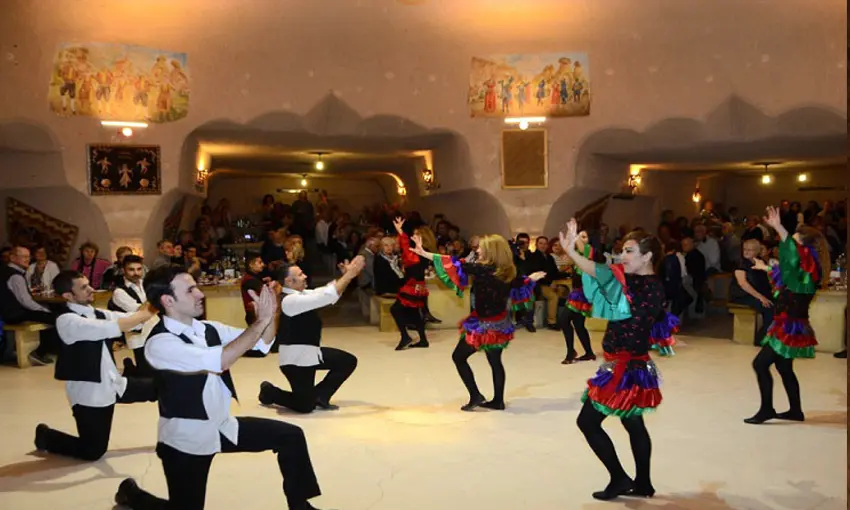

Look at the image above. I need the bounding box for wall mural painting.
[48,42,189,123]
[469,53,591,118]
[88,145,161,196]
[6,198,80,267]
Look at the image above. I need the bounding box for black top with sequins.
[602,273,666,356]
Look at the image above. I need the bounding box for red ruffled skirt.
[582,352,662,418]
[397,279,428,308]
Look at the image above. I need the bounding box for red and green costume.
[433,255,535,352]
[578,263,678,418]
[761,237,821,359]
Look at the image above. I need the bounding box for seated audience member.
[101,246,134,290]
[356,237,379,318]
[681,236,707,314]
[526,236,565,330]
[70,242,111,290]
[150,240,175,269]
[26,245,60,293]
[660,241,691,317]
[729,239,775,346]
[0,245,59,365]
[374,237,404,297]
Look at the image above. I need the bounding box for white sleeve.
[111,288,142,312]
[55,312,123,344]
[281,283,340,317]
[205,320,272,355]
[145,333,223,373]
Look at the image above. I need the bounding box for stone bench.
[370,295,398,333]
[727,303,756,345]
[3,322,53,368]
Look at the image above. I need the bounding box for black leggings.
[451,338,506,404]
[559,308,593,356]
[390,301,427,345]
[752,345,802,414]
[576,400,652,488]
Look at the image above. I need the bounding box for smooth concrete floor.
[0,326,846,510]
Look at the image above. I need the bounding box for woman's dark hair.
[262,194,275,206]
[144,264,188,312]
[622,231,663,272]
[244,251,262,265]
[54,270,84,296]
[79,241,99,256]
[122,254,144,268]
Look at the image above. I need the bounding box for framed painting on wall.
[500,128,548,189]
[87,144,161,196]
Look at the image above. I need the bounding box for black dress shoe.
[424,315,442,324]
[525,324,537,333]
[410,340,429,348]
[624,484,656,498]
[315,398,339,411]
[480,400,506,410]
[34,423,49,451]
[834,350,847,359]
[115,478,139,506]
[395,337,413,351]
[776,410,805,422]
[461,394,486,411]
[744,410,777,424]
[592,478,635,500]
[258,381,275,406]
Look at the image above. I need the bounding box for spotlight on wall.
[797,172,809,183]
[421,167,440,191]
[505,116,546,130]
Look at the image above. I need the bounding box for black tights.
[577,400,652,489]
[390,301,427,346]
[451,338,506,404]
[752,345,802,414]
[559,308,593,356]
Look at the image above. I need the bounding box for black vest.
[0,264,29,321]
[107,281,143,312]
[54,307,112,383]
[151,319,239,420]
[277,300,323,348]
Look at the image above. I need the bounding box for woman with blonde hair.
[744,206,831,425]
[390,218,436,350]
[409,234,545,411]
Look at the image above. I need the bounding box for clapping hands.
[248,284,278,322]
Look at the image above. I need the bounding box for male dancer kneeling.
[115,265,324,510]
[259,257,363,413]
[34,270,157,461]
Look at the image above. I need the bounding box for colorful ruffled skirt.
[582,352,662,418]
[760,313,817,359]
[397,279,428,308]
[566,288,592,316]
[460,310,516,351]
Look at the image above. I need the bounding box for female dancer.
[744,206,830,424]
[408,234,545,411]
[560,229,602,364]
[561,219,677,501]
[390,217,436,350]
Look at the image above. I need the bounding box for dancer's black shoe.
[591,477,635,501]
[743,409,777,424]
[460,394,486,411]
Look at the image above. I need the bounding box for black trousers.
[264,347,358,413]
[7,309,59,356]
[124,417,321,510]
[40,377,156,461]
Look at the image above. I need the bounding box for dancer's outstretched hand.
[559,218,578,250]
[393,217,405,234]
[528,271,547,282]
[249,285,277,322]
[410,234,426,254]
[763,206,782,231]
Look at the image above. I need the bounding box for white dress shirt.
[315,219,329,246]
[697,237,721,272]
[25,260,60,291]
[112,279,149,349]
[56,303,129,408]
[145,315,272,455]
[7,264,50,312]
[279,282,340,367]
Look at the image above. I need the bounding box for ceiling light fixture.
[300,174,308,187]
[753,161,778,185]
[797,172,808,182]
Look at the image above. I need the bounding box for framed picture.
[87,144,161,196]
[500,128,548,189]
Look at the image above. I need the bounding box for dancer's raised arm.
[560,219,596,278]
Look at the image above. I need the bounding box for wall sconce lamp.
[422,168,440,191]
[627,165,643,195]
[692,186,702,204]
[397,185,407,196]
[797,172,808,183]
